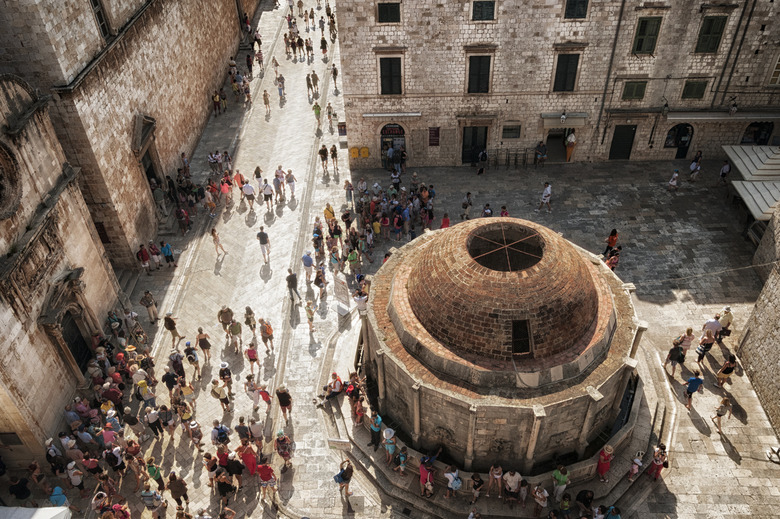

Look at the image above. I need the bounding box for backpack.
[211,387,221,400]
[451,476,462,491]
[345,384,356,398]
[104,450,118,467]
[136,250,143,261]
[216,426,229,444]
[263,322,273,336]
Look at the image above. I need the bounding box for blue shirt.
[370,415,382,432]
[686,377,703,393]
[302,254,314,267]
[50,487,67,506]
[161,243,172,256]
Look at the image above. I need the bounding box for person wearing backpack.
[140,482,166,518]
[211,420,231,446]
[664,341,685,378]
[444,465,461,498]
[259,318,274,353]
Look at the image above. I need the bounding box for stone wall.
[0,76,119,464]
[740,210,780,435]
[338,0,780,168]
[0,0,261,266]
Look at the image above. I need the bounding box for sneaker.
[534,209,540,213]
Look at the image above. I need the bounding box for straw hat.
[125,345,136,352]
[383,428,395,440]
[604,445,614,454]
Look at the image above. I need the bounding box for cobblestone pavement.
[9,2,780,517]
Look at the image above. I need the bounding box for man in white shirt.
[536,182,552,213]
[242,181,255,210]
[262,180,274,210]
[702,314,722,340]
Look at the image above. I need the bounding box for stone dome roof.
[406,218,599,361]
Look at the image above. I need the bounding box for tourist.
[226,452,245,489]
[535,141,548,166]
[628,456,642,482]
[711,397,733,434]
[217,306,233,337]
[552,465,569,502]
[420,461,435,497]
[470,472,484,504]
[668,169,680,191]
[276,386,293,424]
[211,380,231,412]
[597,445,614,482]
[603,229,618,256]
[536,182,552,213]
[695,330,716,369]
[146,457,165,491]
[702,313,723,342]
[137,244,153,275]
[262,179,274,210]
[718,306,734,342]
[486,462,503,498]
[163,312,184,348]
[575,489,594,515]
[664,341,685,378]
[337,459,354,496]
[256,225,271,263]
[684,370,704,410]
[367,410,382,451]
[716,355,738,387]
[168,472,189,507]
[443,464,460,499]
[203,453,218,487]
[503,469,522,506]
[259,317,275,352]
[306,300,317,332]
[646,443,667,481]
[228,319,242,352]
[237,438,258,476]
[215,470,236,507]
[196,327,212,362]
[275,430,294,472]
[532,482,549,516]
[258,457,277,501]
[212,228,227,255]
[383,428,398,467]
[139,290,159,324]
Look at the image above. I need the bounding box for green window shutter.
[696,16,727,53]
[380,58,402,95]
[564,0,588,19]
[472,1,495,21]
[633,17,661,54]
[554,54,579,92]
[682,81,707,99]
[622,81,647,100]
[468,56,491,93]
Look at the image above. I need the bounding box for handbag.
[333,469,344,484]
[720,329,732,337]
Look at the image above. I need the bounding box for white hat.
[228,452,237,460]
[67,461,76,469]
[220,362,229,369]
[45,438,53,446]
[305,251,311,255]
[107,410,116,418]
[633,458,643,466]
[383,428,395,440]
[723,306,731,312]
[166,312,173,316]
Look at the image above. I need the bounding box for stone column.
[375,349,387,412]
[629,321,648,358]
[523,404,546,474]
[464,404,478,471]
[411,382,422,449]
[576,386,604,458]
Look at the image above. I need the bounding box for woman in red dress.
[596,444,614,482]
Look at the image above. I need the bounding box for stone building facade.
[364,218,640,473]
[0,75,120,467]
[338,0,780,168]
[739,210,780,433]
[0,0,259,266]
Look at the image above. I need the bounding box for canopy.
[724,145,780,221]
[0,507,72,519]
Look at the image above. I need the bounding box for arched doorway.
[380,124,406,170]
[741,122,774,145]
[61,310,92,373]
[664,124,694,159]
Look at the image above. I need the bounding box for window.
[472,1,495,21]
[696,16,727,53]
[512,320,531,356]
[377,3,401,23]
[564,0,588,19]
[0,433,23,446]
[622,81,647,100]
[632,17,661,54]
[502,125,521,139]
[770,56,780,85]
[682,80,707,99]
[553,54,579,92]
[379,57,402,95]
[468,56,491,93]
[89,0,110,39]
[429,127,440,146]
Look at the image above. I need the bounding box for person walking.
[646,443,667,481]
[285,169,297,198]
[552,465,569,503]
[256,226,271,263]
[711,397,732,434]
[318,145,329,173]
[684,370,704,411]
[139,290,159,324]
[367,410,382,451]
[163,312,185,348]
[275,386,292,424]
[311,70,320,95]
[565,129,577,162]
[286,268,302,303]
[337,459,354,496]
[536,182,552,213]
[211,228,227,256]
[716,355,737,388]
[242,181,256,210]
[597,444,614,482]
[137,244,153,276]
[460,192,473,220]
[312,102,321,126]
[275,431,293,472]
[603,229,618,256]
[160,241,177,267]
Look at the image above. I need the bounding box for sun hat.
[384,428,395,440]
[166,312,173,316]
[220,362,229,369]
[604,445,614,454]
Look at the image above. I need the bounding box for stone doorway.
[380,124,405,170]
[61,310,92,373]
[609,125,637,160]
[462,126,487,164]
[545,128,571,163]
[664,123,693,159]
[741,122,774,145]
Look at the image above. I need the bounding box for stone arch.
[741,121,775,145]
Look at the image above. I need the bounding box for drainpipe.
[594,0,628,135]
[714,0,757,107]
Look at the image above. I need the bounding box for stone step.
[115,268,141,302]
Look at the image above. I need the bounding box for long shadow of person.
[719,433,742,464]
[214,255,225,276]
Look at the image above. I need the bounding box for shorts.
[141,261,150,268]
[264,194,273,202]
[685,390,694,399]
[260,477,276,488]
[472,489,481,499]
[260,244,270,256]
[261,334,273,344]
[152,254,162,263]
[246,194,255,201]
[164,255,175,264]
[220,397,230,405]
[304,265,313,277]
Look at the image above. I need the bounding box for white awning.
[0,507,72,519]
[731,181,780,221]
[723,145,780,181]
[667,111,780,121]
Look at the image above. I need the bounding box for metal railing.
[485,147,537,169]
